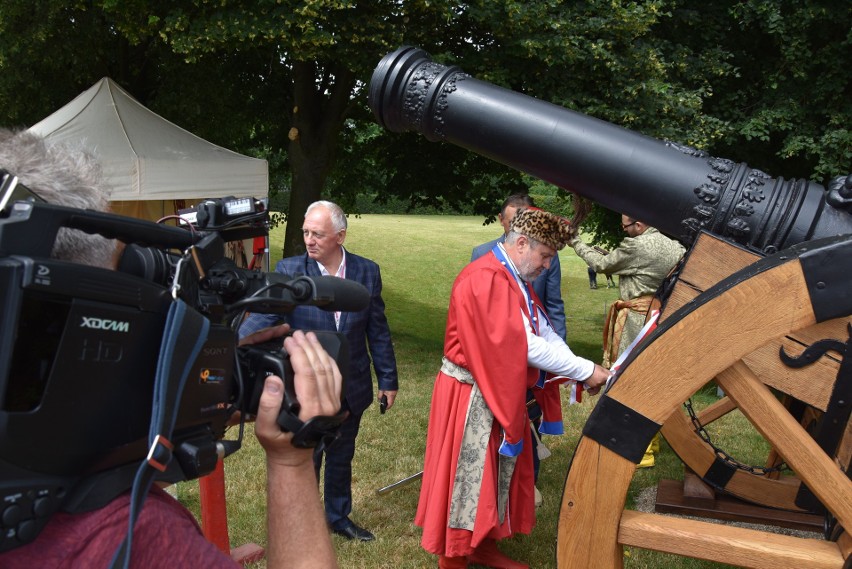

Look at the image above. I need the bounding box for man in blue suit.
[471,194,566,339]
[240,200,399,542]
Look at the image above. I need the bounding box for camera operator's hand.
[255,330,343,464]
[255,330,341,569]
[238,323,292,348]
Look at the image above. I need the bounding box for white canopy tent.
[28,77,268,222]
[28,77,269,267]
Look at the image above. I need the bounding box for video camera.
[0,170,367,552]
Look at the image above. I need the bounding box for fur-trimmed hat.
[510,207,574,250]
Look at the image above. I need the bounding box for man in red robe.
[416,208,610,569]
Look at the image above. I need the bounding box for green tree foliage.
[146,0,484,254]
[0,1,847,251]
[656,0,851,182]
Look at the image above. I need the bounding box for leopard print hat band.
[510,207,574,251]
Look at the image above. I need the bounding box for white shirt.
[315,248,347,330]
[498,244,595,381]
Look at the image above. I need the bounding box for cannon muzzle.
[369,46,851,252]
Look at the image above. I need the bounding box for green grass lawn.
[174,214,768,568]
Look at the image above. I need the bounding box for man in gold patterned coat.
[570,215,685,466]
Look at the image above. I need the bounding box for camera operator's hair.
[0,128,115,268]
[307,200,347,232]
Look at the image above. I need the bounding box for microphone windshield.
[298,275,370,312]
[248,273,371,314]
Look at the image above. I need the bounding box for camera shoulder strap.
[109,299,210,569]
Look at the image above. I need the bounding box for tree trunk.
[283,145,325,258]
[281,59,356,258]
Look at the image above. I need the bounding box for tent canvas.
[28,77,268,222]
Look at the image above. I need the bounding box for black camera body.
[0,178,361,553]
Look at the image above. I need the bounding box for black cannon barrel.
[369,46,851,252]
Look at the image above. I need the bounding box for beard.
[516,255,543,282]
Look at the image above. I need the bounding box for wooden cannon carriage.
[558,231,852,568]
[368,45,852,568]
[656,232,848,519]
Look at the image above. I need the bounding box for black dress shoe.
[332,521,375,542]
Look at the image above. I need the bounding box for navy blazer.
[471,236,567,339]
[240,250,399,415]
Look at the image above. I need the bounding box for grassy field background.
[173,214,772,568]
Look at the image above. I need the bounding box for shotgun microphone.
[278,274,371,312]
[225,273,371,316]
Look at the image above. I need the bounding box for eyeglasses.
[621,221,637,230]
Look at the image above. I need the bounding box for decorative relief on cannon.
[683,205,715,237]
[695,183,721,204]
[827,174,852,212]
[726,216,751,238]
[403,61,445,133]
[665,140,708,158]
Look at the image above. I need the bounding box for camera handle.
[238,334,349,449]
[270,340,349,449]
[277,408,350,450]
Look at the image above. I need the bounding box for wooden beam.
[655,478,823,532]
[695,395,736,425]
[662,233,759,320]
[742,322,846,412]
[717,361,852,532]
[660,408,804,511]
[618,510,843,569]
[836,531,852,564]
[557,438,634,569]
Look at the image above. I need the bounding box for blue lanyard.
[491,244,539,334]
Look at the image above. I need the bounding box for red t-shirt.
[0,486,239,568]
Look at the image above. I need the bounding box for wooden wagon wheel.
[656,232,848,512]
[659,316,848,512]
[557,233,852,569]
